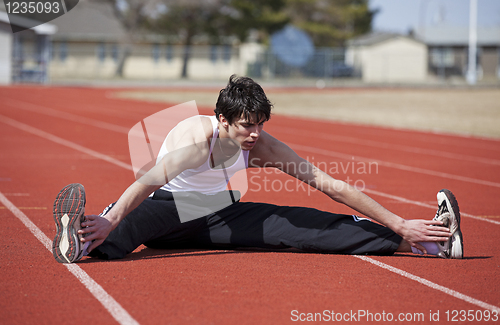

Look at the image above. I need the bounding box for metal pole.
[418,0,430,39]
[466,0,477,85]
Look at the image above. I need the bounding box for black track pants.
[91,191,402,260]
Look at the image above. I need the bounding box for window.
[152,43,160,63]
[165,44,173,62]
[60,41,67,62]
[210,45,218,64]
[97,42,106,62]
[111,44,119,62]
[430,47,454,68]
[222,44,231,63]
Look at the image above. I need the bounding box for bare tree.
[285,0,377,46]
[148,0,288,78]
[95,0,152,77]
[148,0,227,78]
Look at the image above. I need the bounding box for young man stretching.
[52,75,463,263]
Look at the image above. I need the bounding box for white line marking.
[11,98,500,165]
[330,134,500,166]
[0,114,133,171]
[355,255,500,313]
[4,99,132,134]
[362,188,500,226]
[2,193,30,196]
[289,143,500,189]
[0,191,140,325]
[7,99,499,185]
[1,115,496,226]
[3,106,500,315]
[272,126,500,165]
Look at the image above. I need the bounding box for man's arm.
[80,117,213,253]
[249,132,451,252]
[80,181,161,253]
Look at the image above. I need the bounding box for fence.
[16,40,497,83]
[12,40,349,82]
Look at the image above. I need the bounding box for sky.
[369,0,500,34]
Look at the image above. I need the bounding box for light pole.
[466,0,478,85]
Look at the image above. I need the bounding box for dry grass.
[113,87,500,139]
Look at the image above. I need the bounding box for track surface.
[1,86,499,325]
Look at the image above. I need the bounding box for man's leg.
[199,202,402,255]
[90,197,206,259]
[396,240,411,253]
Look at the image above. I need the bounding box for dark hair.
[215,75,273,125]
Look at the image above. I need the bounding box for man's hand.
[78,215,114,253]
[400,219,451,253]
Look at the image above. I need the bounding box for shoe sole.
[437,189,463,259]
[52,184,86,263]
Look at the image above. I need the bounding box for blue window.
[152,43,160,63]
[222,45,231,63]
[165,44,173,62]
[112,44,119,62]
[210,45,218,64]
[97,42,106,62]
[60,41,67,62]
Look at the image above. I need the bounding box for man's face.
[222,114,265,151]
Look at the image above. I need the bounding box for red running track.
[1,86,499,325]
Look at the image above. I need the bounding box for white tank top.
[157,116,249,195]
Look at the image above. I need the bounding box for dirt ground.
[113,87,500,139]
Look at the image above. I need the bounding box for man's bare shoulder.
[249,131,293,167]
[166,116,214,151]
[252,130,278,150]
[175,115,213,136]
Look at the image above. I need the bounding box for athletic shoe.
[52,183,86,263]
[433,189,463,259]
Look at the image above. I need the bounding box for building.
[346,27,500,84]
[421,26,500,81]
[346,32,428,83]
[47,1,248,80]
[0,11,56,84]
[0,12,12,84]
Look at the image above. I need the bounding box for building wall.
[429,45,499,80]
[481,47,499,78]
[344,45,364,76]
[49,42,255,80]
[51,41,122,79]
[124,45,241,80]
[454,48,467,75]
[362,38,427,83]
[0,23,12,84]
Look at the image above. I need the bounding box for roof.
[418,26,500,46]
[0,11,57,34]
[347,32,423,47]
[348,27,500,48]
[49,1,127,41]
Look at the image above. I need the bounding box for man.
[52,75,463,263]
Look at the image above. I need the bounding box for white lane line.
[0,192,140,325]
[355,255,500,313]
[362,188,500,226]
[10,98,500,166]
[0,114,133,171]
[3,107,500,316]
[329,133,500,166]
[4,99,132,134]
[272,126,500,165]
[1,115,496,226]
[7,99,499,185]
[289,143,500,189]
